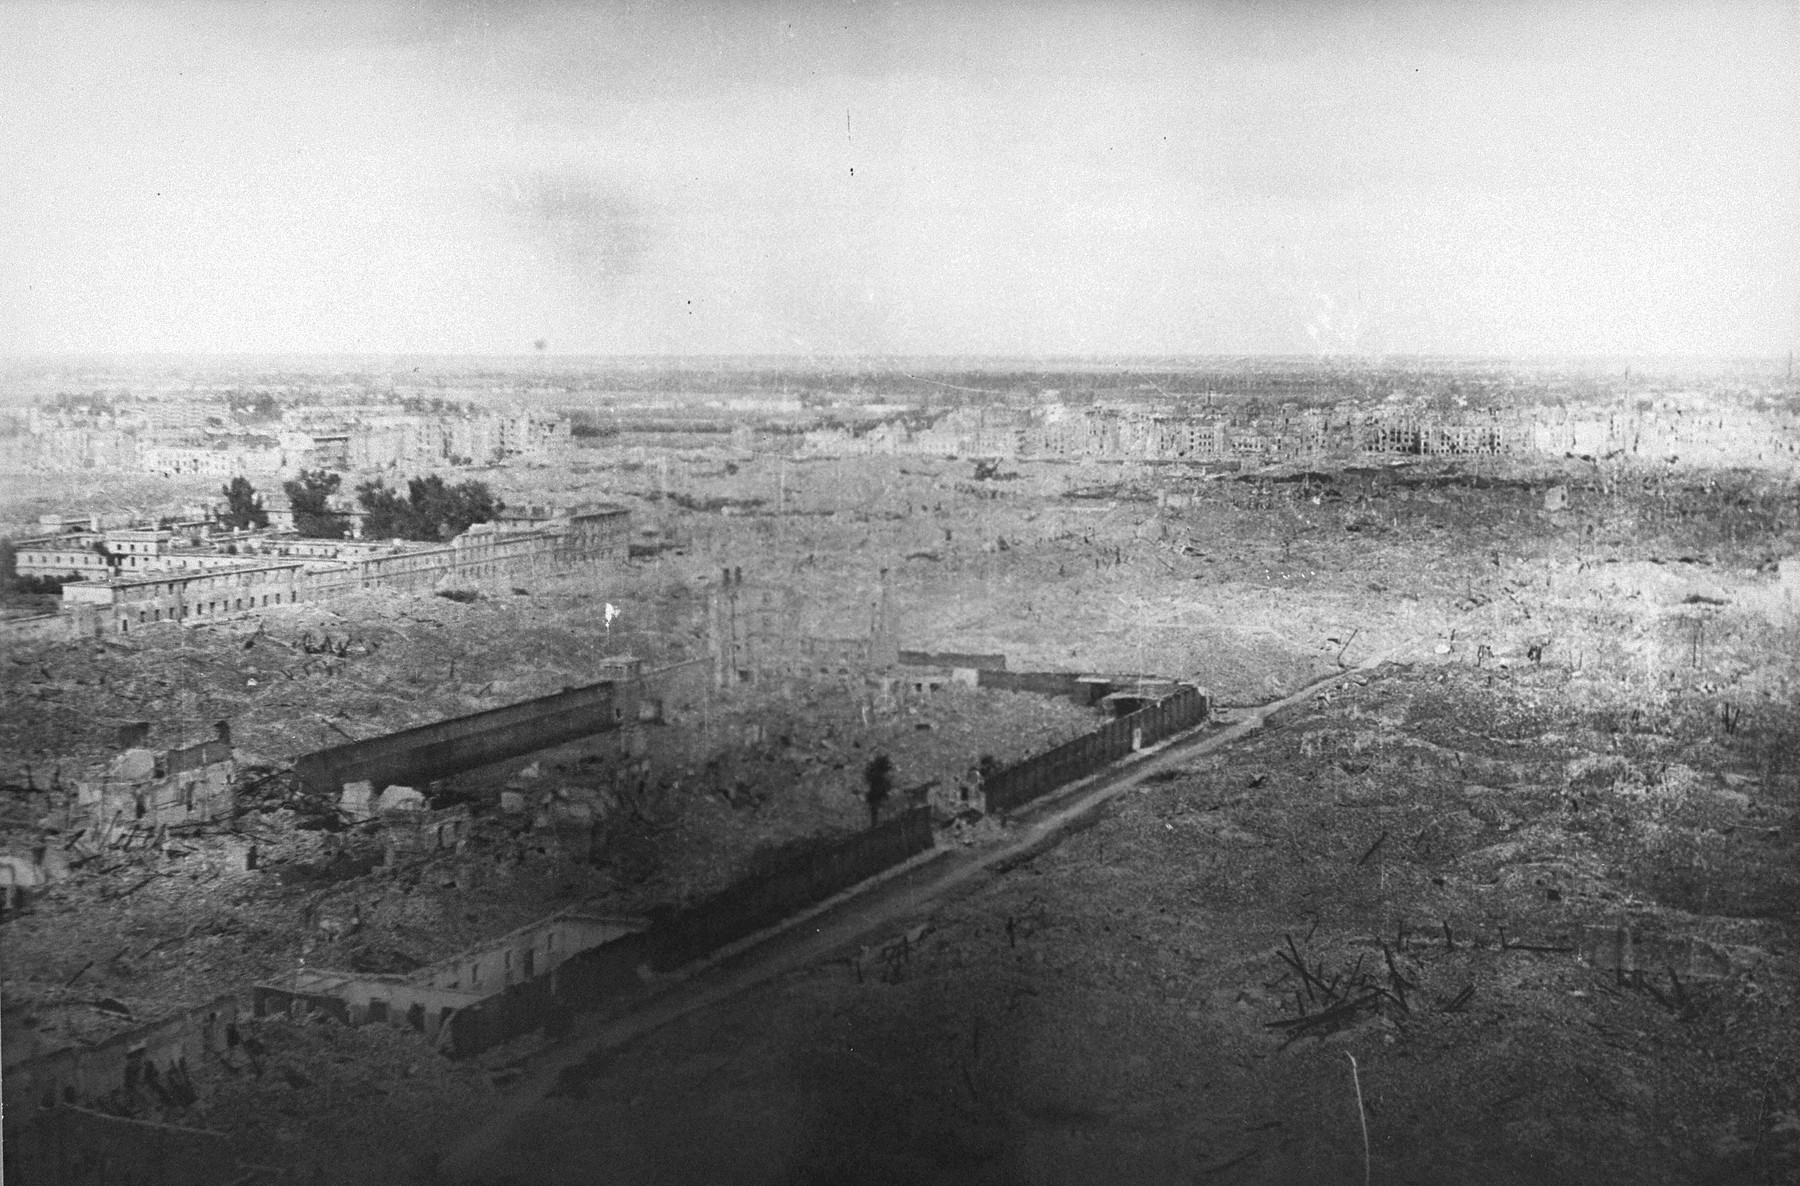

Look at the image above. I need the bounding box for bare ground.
[449,659,1800,1186]
[5,452,1799,1182]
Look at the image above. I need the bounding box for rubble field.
[0,675,1101,1060]
[0,565,708,777]
[4,450,1799,1181]
[569,446,1800,705]
[457,657,1800,1186]
[343,455,1800,1184]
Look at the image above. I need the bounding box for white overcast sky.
[1,0,1795,357]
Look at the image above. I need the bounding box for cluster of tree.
[355,475,503,542]
[283,470,348,539]
[215,472,503,542]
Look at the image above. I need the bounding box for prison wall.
[982,685,1209,813]
[292,679,628,793]
[647,806,936,973]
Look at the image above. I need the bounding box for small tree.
[219,476,269,530]
[863,753,893,829]
[283,469,346,539]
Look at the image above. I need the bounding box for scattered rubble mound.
[0,567,713,784]
[157,1009,492,1183]
[466,661,1800,1185]
[5,451,1799,1180]
[0,646,1110,1180]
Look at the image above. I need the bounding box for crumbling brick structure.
[73,734,235,836]
[253,910,645,1054]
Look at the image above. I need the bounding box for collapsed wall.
[252,911,645,1055]
[254,808,939,1058]
[1,993,241,1123]
[72,739,235,838]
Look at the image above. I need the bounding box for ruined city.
[4,3,1799,1185]
[5,352,1799,1184]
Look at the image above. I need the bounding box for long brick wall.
[982,685,1209,813]
[645,806,936,973]
[292,680,630,794]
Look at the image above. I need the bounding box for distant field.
[0,469,218,537]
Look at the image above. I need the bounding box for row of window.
[119,591,293,632]
[443,929,561,992]
[105,535,620,631]
[40,532,606,586]
[121,568,294,600]
[20,555,104,569]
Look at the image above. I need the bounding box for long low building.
[53,504,630,638]
[62,559,312,635]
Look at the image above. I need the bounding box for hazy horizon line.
[2,351,1792,367]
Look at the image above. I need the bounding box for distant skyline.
[2,1,1796,359]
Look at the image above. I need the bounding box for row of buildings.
[275,405,571,471]
[10,504,630,640]
[10,401,572,476]
[801,400,1800,471]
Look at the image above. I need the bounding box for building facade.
[52,504,632,638]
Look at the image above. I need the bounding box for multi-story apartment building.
[138,442,284,478]
[20,396,571,474]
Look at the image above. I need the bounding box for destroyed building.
[708,569,898,686]
[252,911,645,1054]
[72,730,236,835]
